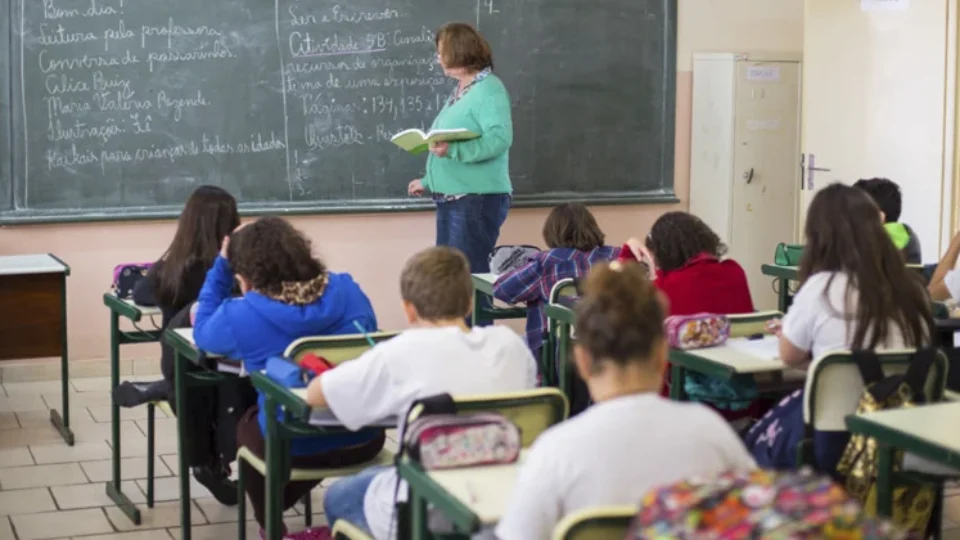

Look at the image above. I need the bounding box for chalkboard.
[0,0,677,223]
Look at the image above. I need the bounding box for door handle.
[805,153,830,190]
[742,168,755,183]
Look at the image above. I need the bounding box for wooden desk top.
[0,254,68,276]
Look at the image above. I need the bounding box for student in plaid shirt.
[493,203,618,360]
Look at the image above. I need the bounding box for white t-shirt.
[943,269,960,301]
[782,271,908,359]
[495,394,756,540]
[320,326,538,540]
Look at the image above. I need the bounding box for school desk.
[668,337,789,401]
[397,451,527,538]
[470,273,527,327]
[760,264,797,313]
[101,293,163,524]
[255,376,396,540]
[164,327,235,540]
[0,254,72,443]
[845,402,960,518]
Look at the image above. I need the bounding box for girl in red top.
[619,211,761,423]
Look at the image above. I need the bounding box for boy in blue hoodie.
[193,216,384,540]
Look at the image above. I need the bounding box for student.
[193,216,385,540]
[854,177,922,264]
[927,232,960,302]
[307,246,537,540]
[618,212,758,420]
[493,202,618,358]
[113,185,241,503]
[495,263,756,540]
[748,183,933,472]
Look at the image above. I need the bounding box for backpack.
[835,350,938,534]
[488,245,541,274]
[627,468,916,539]
[111,262,153,299]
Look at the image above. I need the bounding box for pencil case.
[665,313,730,350]
[112,262,153,299]
[403,413,521,470]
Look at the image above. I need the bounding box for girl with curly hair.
[193,216,385,540]
[618,211,759,422]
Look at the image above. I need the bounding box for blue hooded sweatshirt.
[193,256,380,456]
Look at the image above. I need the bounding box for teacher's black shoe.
[112,380,170,408]
[193,465,239,506]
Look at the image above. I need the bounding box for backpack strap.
[851,350,886,386]
[900,348,937,404]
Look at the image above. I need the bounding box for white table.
[0,254,72,444]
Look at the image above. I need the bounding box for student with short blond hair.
[308,246,537,540]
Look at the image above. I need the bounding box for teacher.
[408,22,513,287]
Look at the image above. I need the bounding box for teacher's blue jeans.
[436,194,511,322]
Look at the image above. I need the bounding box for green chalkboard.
[0,0,677,223]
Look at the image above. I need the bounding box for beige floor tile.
[0,361,62,384]
[42,392,112,408]
[52,481,145,509]
[80,456,171,483]
[0,413,19,430]
[131,359,164,378]
[134,476,216,502]
[17,408,97,429]
[89,405,161,423]
[12,508,114,540]
[0,447,34,467]
[31,440,112,464]
[0,462,88,489]
[73,421,145,447]
[947,493,960,524]
[114,435,179,459]
[105,500,205,532]
[194,497,300,525]
[0,488,56,517]
[73,530,174,540]
[168,521,260,540]
[0,426,66,449]
[3,381,70,396]
[0,518,14,540]
[0,395,49,413]
[134,418,178,438]
[71,378,112,393]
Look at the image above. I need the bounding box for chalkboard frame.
[0,0,678,225]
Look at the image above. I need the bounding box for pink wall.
[0,73,693,362]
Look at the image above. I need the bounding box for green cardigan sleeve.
[448,90,513,164]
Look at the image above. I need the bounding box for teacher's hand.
[428,141,449,158]
[408,178,425,197]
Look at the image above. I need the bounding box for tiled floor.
[0,375,337,540]
[2,374,960,539]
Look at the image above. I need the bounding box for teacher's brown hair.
[435,22,493,72]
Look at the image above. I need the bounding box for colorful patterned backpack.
[627,468,916,539]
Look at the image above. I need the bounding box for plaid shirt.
[493,246,618,353]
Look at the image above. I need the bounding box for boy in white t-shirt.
[496,263,755,540]
[304,246,537,540]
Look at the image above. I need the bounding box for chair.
[551,506,636,540]
[544,278,578,388]
[235,331,400,539]
[799,349,950,532]
[144,399,175,507]
[332,519,374,540]
[773,243,804,266]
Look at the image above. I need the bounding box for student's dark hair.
[228,217,326,296]
[645,211,727,273]
[157,185,239,309]
[435,22,493,72]
[400,247,473,320]
[799,183,933,350]
[574,263,665,372]
[854,177,902,223]
[542,203,606,251]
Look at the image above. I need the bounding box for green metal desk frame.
[470,275,526,327]
[760,264,798,313]
[102,293,163,525]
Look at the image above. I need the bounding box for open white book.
[390,128,479,155]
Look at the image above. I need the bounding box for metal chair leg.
[146,402,155,508]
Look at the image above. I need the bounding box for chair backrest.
[774,243,804,266]
[283,331,401,365]
[549,277,578,304]
[803,349,948,430]
[551,506,636,540]
[406,388,569,448]
[728,310,783,338]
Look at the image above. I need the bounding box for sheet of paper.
[861,0,908,11]
[726,336,780,361]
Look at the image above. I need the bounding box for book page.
[726,336,780,361]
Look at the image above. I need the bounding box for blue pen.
[353,320,377,347]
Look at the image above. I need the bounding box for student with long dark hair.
[747,183,934,472]
[114,185,241,504]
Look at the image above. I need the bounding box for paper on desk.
[726,336,780,361]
